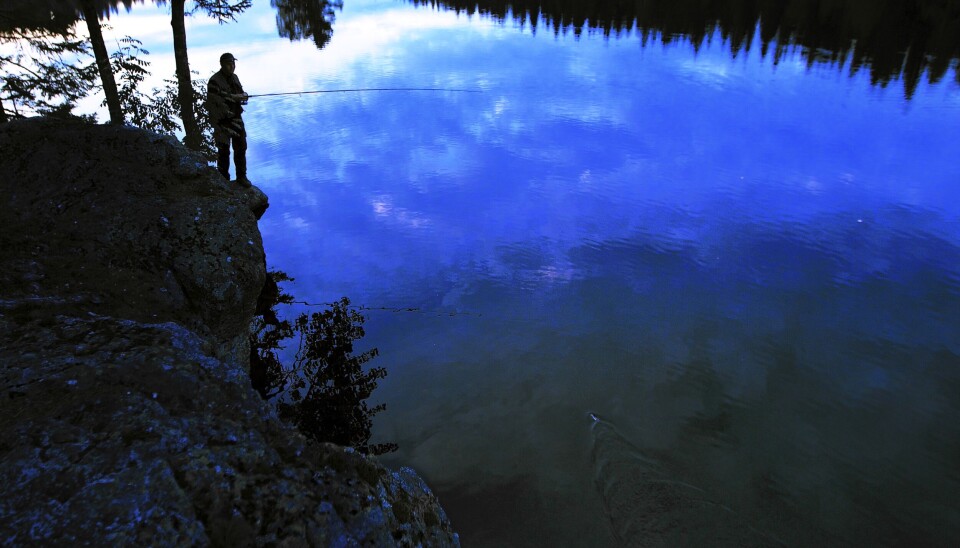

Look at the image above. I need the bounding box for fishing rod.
[246,87,482,98]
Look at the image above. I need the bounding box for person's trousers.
[217,127,247,181]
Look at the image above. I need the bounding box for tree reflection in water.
[410,0,960,98]
[250,271,397,455]
[272,0,343,50]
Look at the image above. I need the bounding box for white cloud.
[282,213,311,231]
[370,194,431,230]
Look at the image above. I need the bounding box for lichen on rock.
[0,118,459,546]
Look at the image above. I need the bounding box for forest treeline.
[411,0,960,97]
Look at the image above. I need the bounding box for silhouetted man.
[207,52,250,187]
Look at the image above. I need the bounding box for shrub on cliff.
[110,37,217,159]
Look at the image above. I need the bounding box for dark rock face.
[0,118,265,360]
[0,118,459,546]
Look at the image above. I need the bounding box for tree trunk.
[80,0,123,124]
[0,98,8,124]
[171,0,202,150]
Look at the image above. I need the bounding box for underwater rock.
[589,413,782,547]
[0,118,458,546]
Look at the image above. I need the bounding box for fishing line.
[289,300,483,318]
[246,87,482,98]
[281,300,579,330]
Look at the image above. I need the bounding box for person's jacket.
[206,70,245,143]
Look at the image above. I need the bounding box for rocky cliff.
[0,118,459,546]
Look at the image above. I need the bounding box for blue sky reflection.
[243,2,959,315]
[84,1,960,544]
[241,5,960,543]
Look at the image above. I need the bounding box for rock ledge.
[0,118,458,546]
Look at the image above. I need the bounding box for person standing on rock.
[207,52,251,187]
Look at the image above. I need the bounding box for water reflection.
[272,0,342,49]
[590,413,786,546]
[242,4,960,544]
[411,0,960,97]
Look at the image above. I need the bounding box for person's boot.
[236,175,252,188]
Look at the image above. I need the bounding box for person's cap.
[220,52,237,63]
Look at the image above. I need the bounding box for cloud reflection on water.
[80,0,960,544]
[241,3,960,544]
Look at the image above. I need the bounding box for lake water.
[85,0,960,545]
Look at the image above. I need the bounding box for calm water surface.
[112,0,960,544]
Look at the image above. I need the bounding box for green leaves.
[194,0,254,23]
[105,36,216,157]
[0,26,98,120]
